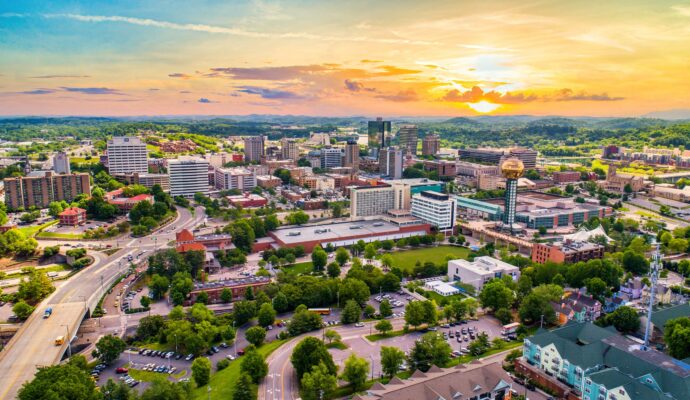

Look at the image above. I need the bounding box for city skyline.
[2,0,690,117]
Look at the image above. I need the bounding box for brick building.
[184,277,271,305]
[58,207,87,226]
[531,240,605,264]
[4,171,91,210]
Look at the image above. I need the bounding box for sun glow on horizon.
[467,100,500,113]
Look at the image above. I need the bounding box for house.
[619,277,646,300]
[58,207,87,226]
[551,292,602,325]
[175,229,234,272]
[642,283,672,306]
[551,302,575,326]
[104,188,154,212]
[603,295,627,313]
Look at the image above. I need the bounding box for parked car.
[116,368,128,374]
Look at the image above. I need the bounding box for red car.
[116,367,129,374]
[237,349,245,356]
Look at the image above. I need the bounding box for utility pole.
[644,241,661,350]
[540,314,544,329]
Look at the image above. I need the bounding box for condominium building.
[106,136,148,174]
[52,151,70,174]
[280,138,299,161]
[367,117,391,150]
[411,191,456,231]
[379,147,403,179]
[350,185,396,218]
[320,147,343,169]
[344,139,360,170]
[243,136,265,163]
[214,167,257,191]
[4,171,91,210]
[531,240,605,264]
[397,124,419,155]
[421,134,440,156]
[168,158,209,198]
[113,172,170,192]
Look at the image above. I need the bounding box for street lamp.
[61,324,72,358]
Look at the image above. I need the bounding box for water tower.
[501,158,524,233]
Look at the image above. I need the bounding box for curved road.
[0,206,205,399]
[259,318,408,400]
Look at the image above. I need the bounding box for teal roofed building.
[521,322,690,400]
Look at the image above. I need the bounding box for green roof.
[650,303,690,335]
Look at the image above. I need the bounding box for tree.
[136,315,166,341]
[622,251,650,275]
[140,380,193,400]
[409,332,451,372]
[380,346,406,378]
[375,320,393,335]
[495,308,513,325]
[191,357,211,387]
[18,364,100,400]
[95,335,126,365]
[48,201,66,218]
[195,291,209,305]
[335,247,350,265]
[405,301,427,330]
[233,300,257,326]
[479,280,514,312]
[233,373,256,400]
[17,268,55,304]
[291,337,337,380]
[664,317,690,359]
[227,219,256,253]
[12,301,34,320]
[148,274,170,300]
[364,304,376,317]
[341,300,362,324]
[257,303,277,327]
[102,378,136,400]
[605,306,640,333]
[585,277,608,300]
[326,262,341,278]
[288,308,323,336]
[241,347,269,383]
[273,292,289,313]
[245,326,267,347]
[379,299,393,318]
[468,332,490,356]
[342,353,369,392]
[220,288,233,303]
[300,362,338,400]
[245,286,255,301]
[324,329,341,344]
[380,273,401,292]
[287,210,309,225]
[311,246,328,271]
[140,295,151,309]
[519,292,556,326]
[380,254,394,269]
[339,278,370,305]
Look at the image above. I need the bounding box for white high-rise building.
[168,158,209,198]
[379,147,403,179]
[411,191,457,232]
[214,167,257,191]
[320,147,343,169]
[107,136,148,174]
[53,151,70,174]
[349,185,396,218]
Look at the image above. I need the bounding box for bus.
[308,308,331,315]
[501,322,520,336]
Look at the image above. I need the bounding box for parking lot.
[366,291,412,318]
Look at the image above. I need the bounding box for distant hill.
[443,117,480,125]
[642,109,690,120]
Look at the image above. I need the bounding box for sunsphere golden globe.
[501,158,525,179]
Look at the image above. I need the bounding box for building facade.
[4,171,91,210]
[320,147,343,169]
[367,117,391,151]
[113,172,170,192]
[168,158,209,198]
[344,139,360,170]
[379,147,403,179]
[397,124,419,155]
[58,207,87,226]
[280,137,299,161]
[411,191,456,231]
[421,134,440,156]
[53,152,71,174]
[350,185,396,218]
[243,136,265,163]
[106,136,148,174]
[459,147,538,169]
[214,167,257,191]
[447,256,520,291]
[532,241,605,264]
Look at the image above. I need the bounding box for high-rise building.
[243,136,265,163]
[280,138,299,161]
[350,185,395,218]
[379,147,403,179]
[4,171,91,210]
[367,117,391,151]
[106,136,148,175]
[214,167,257,191]
[113,172,170,192]
[344,139,360,170]
[500,158,524,233]
[422,134,440,156]
[398,125,419,155]
[411,191,457,232]
[458,147,537,169]
[168,158,209,198]
[320,147,343,169]
[53,152,70,174]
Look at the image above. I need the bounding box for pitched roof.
[650,303,690,334]
[176,242,206,253]
[176,229,195,242]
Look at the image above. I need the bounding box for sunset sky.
[1,0,690,117]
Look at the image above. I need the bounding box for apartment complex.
[280,137,298,161]
[459,147,538,169]
[243,136,265,163]
[106,136,148,174]
[168,158,209,198]
[532,240,605,264]
[4,171,91,210]
[214,167,256,191]
[344,139,359,170]
[378,147,403,179]
[447,256,520,291]
[52,152,70,174]
[421,134,440,156]
[349,185,396,218]
[410,191,456,231]
[397,124,418,155]
[113,172,170,192]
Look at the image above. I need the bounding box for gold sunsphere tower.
[500,158,524,234]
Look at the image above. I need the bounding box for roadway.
[0,206,205,399]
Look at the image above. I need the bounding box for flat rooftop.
[271,219,424,245]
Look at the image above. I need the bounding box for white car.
[354,322,365,327]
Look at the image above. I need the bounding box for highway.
[0,206,205,399]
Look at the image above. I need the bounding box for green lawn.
[36,231,84,239]
[193,339,286,400]
[365,329,407,342]
[281,261,314,275]
[385,246,470,272]
[18,220,58,237]
[425,291,467,305]
[128,368,170,383]
[6,263,68,278]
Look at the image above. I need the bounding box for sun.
[467,100,500,113]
